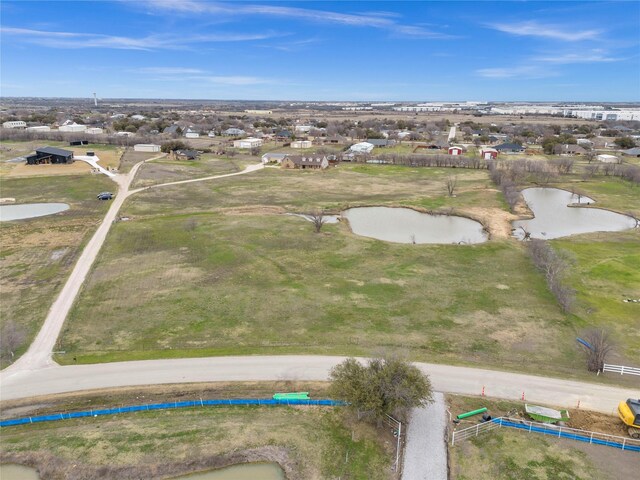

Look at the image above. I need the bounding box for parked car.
[97,192,114,200]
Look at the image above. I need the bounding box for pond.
[342,207,488,244]
[512,188,637,240]
[0,464,40,480]
[0,203,69,222]
[171,462,285,480]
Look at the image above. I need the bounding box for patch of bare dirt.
[567,408,629,437]
[463,206,520,239]
[219,205,286,216]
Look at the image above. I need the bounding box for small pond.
[172,462,285,480]
[513,188,637,240]
[0,203,69,222]
[0,464,40,480]
[343,207,488,244]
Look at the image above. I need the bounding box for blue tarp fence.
[493,418,640,453]
[0,398,346,428]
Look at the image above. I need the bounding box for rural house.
[233,137,263,149]
[223,128,246,136]
[494,142,525,154]
[261,153,288,164]
[366,139,396,148]
[172,149,200,160]
[26,146,74,165]
[281,155,330,170]
[554,144,587,155]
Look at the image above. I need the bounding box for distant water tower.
[93,93,97,107]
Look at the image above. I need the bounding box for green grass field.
[57,164,587,374]
[0,174,114,367]
[0,406,390,479]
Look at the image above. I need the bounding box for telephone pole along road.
[1,355,637,413]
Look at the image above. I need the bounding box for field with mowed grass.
[0,406,391,479]
[0,174,114,367]
[58,164,586,374]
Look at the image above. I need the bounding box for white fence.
[384,414,403,473]
[600,363,640,376]
[451,417,640,452]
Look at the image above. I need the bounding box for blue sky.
[1,1,639,101]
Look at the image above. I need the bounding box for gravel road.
[402,393,447,480]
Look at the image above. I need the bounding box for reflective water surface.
[343,207,488,244]
[0,203,69,222]
[513,188,636,240]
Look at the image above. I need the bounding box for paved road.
[74,155,116,177]
[402,393,447,480]
[1,355,637,412]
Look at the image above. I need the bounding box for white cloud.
[135,67,206,74]
[0,26,282,50]
[195,76,272,85]
[133,1,453,39]
[488,21,602,41]
[534,51,620,64]
[476,65,557,79]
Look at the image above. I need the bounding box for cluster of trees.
[541,134,577,154]
[329,356,432,423]
[488,162,521,211]
[160,140,188,153]
[526,240,575,313]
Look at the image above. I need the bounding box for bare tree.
[582,329,614,373]
[527,240,575,313]
[0,320,26,361]
[445,175,458,196]
[308,210,326,233]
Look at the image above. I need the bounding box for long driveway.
[1,355,637,413]
[1,158,264,376]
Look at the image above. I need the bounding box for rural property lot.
[57,165,582,373]
[0,174,114,367]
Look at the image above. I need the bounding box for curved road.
[1,355,637,413]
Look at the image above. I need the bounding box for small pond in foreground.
[172,462,285,480]
[513,188,637,240]
[0,203,69,222]
[0,464,40,480]
[343,207,488,244]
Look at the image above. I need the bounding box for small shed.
[291,140,312,149]
[448,146,463,156]
[134,144,161,153]
[481,148,498,160]
[233,138,263,149]
[597,154,620,164]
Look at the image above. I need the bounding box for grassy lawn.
[0,174,114,367]
[0,405,391,479]
[552,232,640,364]
[131,154,255,188]
[57,165,585,374]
